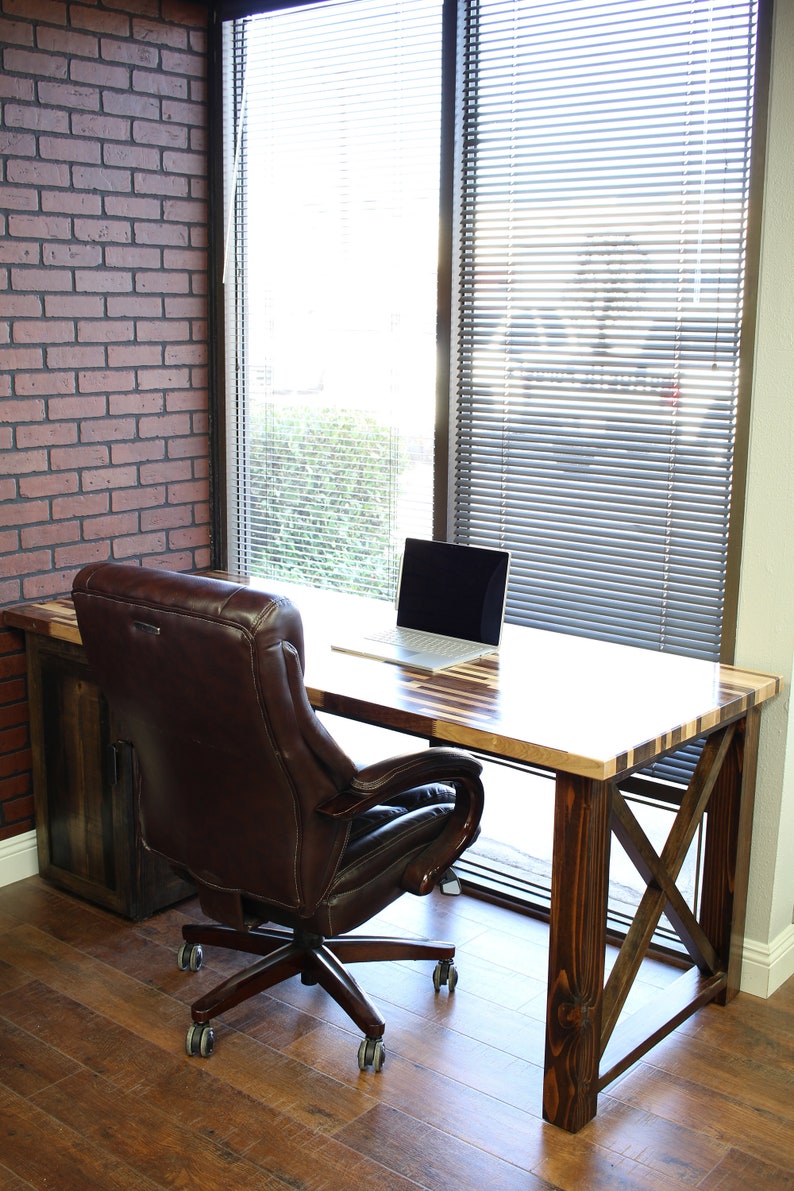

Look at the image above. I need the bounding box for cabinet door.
[27,634,192,919]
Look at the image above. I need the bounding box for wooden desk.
[4,584,782,1133]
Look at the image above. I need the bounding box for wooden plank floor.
[1,877,793,1190]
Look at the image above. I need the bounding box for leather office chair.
[72,563,484,1070]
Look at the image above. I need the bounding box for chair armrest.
[318,747,485,897]
[318,746,482,817]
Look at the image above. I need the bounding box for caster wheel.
[186,1022,214,1058]
[177,942,203,972]
[357,1037,386,1072]
[432,959,457,993]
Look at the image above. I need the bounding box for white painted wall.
[735,0,794,994]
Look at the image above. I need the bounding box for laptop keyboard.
[367,626,484,656]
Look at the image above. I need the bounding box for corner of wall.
[741,923,794,998]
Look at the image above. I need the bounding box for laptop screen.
[396,539,510,645]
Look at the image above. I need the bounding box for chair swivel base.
[177,921,459,1070]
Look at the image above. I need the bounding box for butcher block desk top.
[6,584,780,783]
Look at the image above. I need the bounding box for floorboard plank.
[609,1062,794,1172]
[335,1101,551,1191]
[285,1018,568,1168]
[0,1084,162,1190]
[583,1094,729,1185]
[32,1069,290,1190]
[0,1005,83,1097]
[699,1147,794,1190]
[638,1024,794,1123]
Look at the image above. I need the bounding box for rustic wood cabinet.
[15,620,193,920]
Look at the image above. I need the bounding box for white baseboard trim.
[741,924,794,998]
[0,829,39,888]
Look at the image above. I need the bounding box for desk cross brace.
[602,721,736,1046]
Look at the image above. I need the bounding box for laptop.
[332,538,511,672]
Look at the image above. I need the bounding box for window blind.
[453,0,758,666]
[221,0,442,598]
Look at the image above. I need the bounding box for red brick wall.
[0,0,212,842]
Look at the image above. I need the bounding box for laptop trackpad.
[373,642,423,664]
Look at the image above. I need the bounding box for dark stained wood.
[12,630,193,921]
[543,774,611,1132]
[599,967,727,1088]
[334,1102,550,1190]
[609,789,719,975]
[2,877,794,1190]
[602,725,736,1044]
[700,708,761,1002]
[0,1086,164,1191]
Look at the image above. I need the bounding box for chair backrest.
[72,564,357,920]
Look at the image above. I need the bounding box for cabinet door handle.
[107,743,120,786]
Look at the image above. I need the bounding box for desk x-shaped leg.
[543,708,760,1132]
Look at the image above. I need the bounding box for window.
[217,0,762,673]
[220,0,442,598]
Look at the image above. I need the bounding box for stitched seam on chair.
[247,635,304,908]
[78,572,285,640]
[350,758,445,793]
[312,818,352,910]
[216,581,296,635]
[277,638,354,910]
[249,594,295,635]
[216,583,247,618]
[324,837,446,936]
[80,588,258,639]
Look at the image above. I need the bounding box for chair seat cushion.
[304,783,456,936]
[346,782,455,847]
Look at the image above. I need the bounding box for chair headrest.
[72,562,305,666]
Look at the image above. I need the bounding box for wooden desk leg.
[699,708,760,1003]
[543,773,611,1132]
